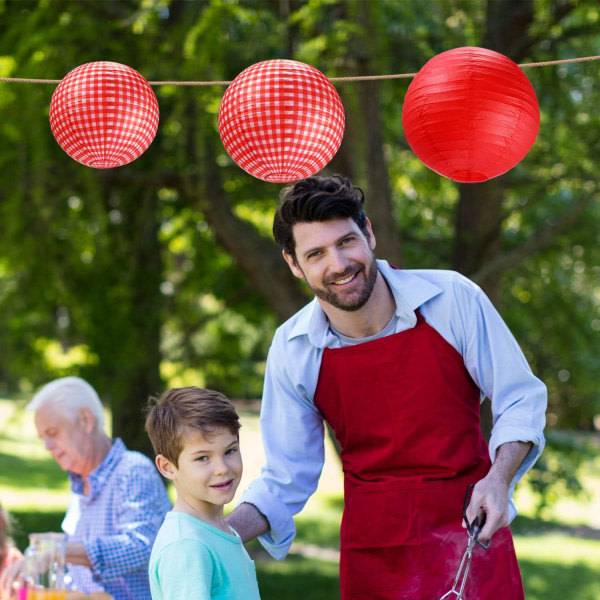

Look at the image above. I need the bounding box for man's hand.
[0,557,24,600]
[65,542,92,568]
[464,441,533,542]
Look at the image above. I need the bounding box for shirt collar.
[68,438,126,501]
[287,260,443,348]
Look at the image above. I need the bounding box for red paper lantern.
[49,61,159,168]
[218,59,345,183]
[402,47,539,183]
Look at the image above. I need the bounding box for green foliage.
[0,0,281,410]
[519,557,600,600]
[9,510,64,553]
[256,555,340,600]
[525,431,594,516]
[0,0,598,459]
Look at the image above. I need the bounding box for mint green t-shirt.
[149,511,261,600]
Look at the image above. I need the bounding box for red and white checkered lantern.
[218,59,345,183]
[49,61,159,168]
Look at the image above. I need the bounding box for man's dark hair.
[273,175,369,258]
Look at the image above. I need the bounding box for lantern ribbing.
[402,47,540,183]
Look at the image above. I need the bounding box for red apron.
[313,311,524,599]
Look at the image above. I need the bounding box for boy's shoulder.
[156,511,215,541]
[149,514,220,599]
[154,511,239,545]
[151,513,215,563]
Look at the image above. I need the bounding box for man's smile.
[328,269,360,286]
[332,273,357,285]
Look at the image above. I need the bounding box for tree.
[0,0,598,457]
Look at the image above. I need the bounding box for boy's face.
[159,426,242,513]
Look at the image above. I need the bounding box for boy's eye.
[196,456,209,462]
[225,447,239,456]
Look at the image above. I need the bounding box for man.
[0,377,171,600]
[227,175,547,599]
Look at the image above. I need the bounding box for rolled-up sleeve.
[239,338,325,560]
[454,280,547,505]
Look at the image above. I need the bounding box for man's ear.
[155,454,177,481]
[365,218,376,251]
[78,407,96,434]
[282,250,304,279]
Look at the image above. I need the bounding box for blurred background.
[0,0,598,598]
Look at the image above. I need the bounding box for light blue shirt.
[149,511,261,600]
[240,260,547,560]
[63,438,172,600]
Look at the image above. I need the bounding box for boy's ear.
[155,454,177,480]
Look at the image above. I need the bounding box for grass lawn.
[1,398,599,599]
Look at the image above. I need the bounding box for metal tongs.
[439,484,490,600]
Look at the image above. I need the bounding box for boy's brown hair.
[145,387,241,467]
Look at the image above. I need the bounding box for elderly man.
[0,376,171,600]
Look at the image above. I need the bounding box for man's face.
[35,401,93,475]
[284,218,378,312]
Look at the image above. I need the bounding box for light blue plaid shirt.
[62,438,172,600]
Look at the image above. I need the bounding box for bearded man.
[227,174,546,600]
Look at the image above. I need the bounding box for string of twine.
[0,55,598,86]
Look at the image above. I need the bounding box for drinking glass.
[26,533,66,599]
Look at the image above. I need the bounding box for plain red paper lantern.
[218,59,345,183]
[402,47,540,183]
[49,61,159,168]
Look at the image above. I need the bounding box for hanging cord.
[0,55,598,86]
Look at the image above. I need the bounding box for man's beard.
[303,253,378,312]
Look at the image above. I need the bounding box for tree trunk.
[108,189,163,456]
[353,0,401,265]
[356,77,402,266]
[453,0,538,298]
[453,0,537,439]
[453,179,505,303]
[200,141,308,322]
[181,98,308,323]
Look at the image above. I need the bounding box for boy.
[145,387,260,600]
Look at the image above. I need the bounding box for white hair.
[26,376,105,430]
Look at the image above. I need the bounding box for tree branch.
[471,195,595,284]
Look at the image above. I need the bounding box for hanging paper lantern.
[402,47,539,183]
[218,59,345,183]
[49,61,159,168]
